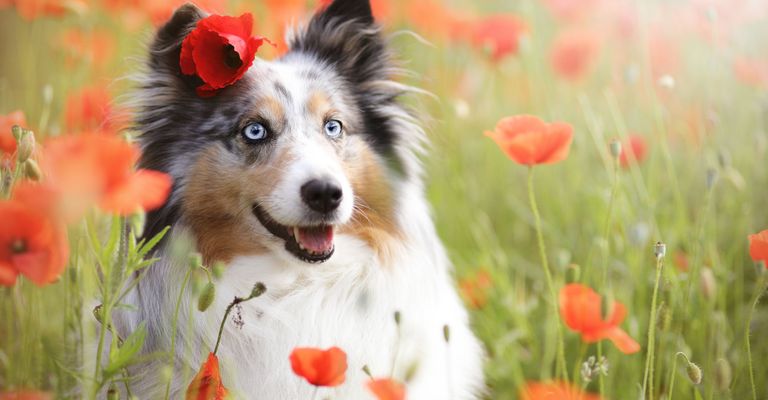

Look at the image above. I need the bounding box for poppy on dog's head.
[485,115,573,166]
[559,284,640,354]
[180,13,270,97]
[289,346,347,387]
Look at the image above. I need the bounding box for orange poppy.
[367,378,406,400]
[559,284,640,354]
[0,183,68,287]
[58,28,116,72]
[748,229,768,266]
[289,346,347,387]
[405,0,468,42]
[618,134,647,168]
[185,352,229,400]
[42,133,172,218]
[485,115,573,166]
[10,0,78,20]
[0,110,26,161]
[550,28,600,81]
[0,390,53,400]
[459,269,492,309]
[63,85,119,134]
[469,14,528,62]
[520,380,602,400]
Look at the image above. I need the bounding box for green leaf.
[137,226,170,260]
[103,321,146,378]
[104,215,122,262]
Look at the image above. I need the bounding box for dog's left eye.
[324,119,343,139]
[242,122,268,143]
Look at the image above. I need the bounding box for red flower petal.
[367,378,406,400]
[485,115,573,165]
[749,229,768,265]
[100,169,173,215]
[289,346,347,387]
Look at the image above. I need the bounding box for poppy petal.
[100,169,172,215]
[605,327,641,354]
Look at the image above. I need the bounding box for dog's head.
[135,0,421,264]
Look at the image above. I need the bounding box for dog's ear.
[289,0,388,86]
[148,3,205,78]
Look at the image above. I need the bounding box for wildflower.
[673,250,689,272]
[550,29,600,81]
[559,284,640,354]
[10,0,84,20]
[0,183,68,287]
[748,230,768,267]
[367,378,406,400]
[42,133,172,218]
[485,115,573,166]
[58,28,115,72]
[618,135,647,168]
[289,346,347,387]
[733,57,768,89]
[469,14,528,62]
[185,352,228,400]
[459,269,492,309]
[0,390,53,400]
[180,13,270,97]
[405,0,468,42]
[520,380,602,400]
[0,110,26,161]
[63,85,118,133]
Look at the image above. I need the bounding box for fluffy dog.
[114,0,484,398]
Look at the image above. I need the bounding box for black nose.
[301,179,343,213]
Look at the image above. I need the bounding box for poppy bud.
[442,324,450,343]
[23,159,42,181]
[198,282,216,312]
[404,360,420,382]
[362,365,373,379]
[17,130,35,163]
[714,358,732,391]
[106,384,119,400]
[609,139,622,159]
[212,261,225,279]
[189,252,203,269]
[249,282,266,298]
[700,268,716,300]
[93,304,104,325]
[394,311,401,326]
[686,361,702,385]
[11,125,22,140]
[654,242,666,260]
[129,211,145,238]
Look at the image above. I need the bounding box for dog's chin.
[252,204,336,264]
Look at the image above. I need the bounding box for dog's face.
[136,0,416,264]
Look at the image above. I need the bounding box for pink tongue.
[296,226,334,253]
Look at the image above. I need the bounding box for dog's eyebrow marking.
[273,82,291,103]
[256,96,286,130]
[307,91,330,117]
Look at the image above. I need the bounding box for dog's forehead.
[246,57,341,109]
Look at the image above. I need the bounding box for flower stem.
[527,167,567,379]
[642,254,664,400]
[213,283,267,355]
[746,271,766,400]
[163,266,193,400]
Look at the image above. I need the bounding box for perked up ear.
[149,3,206,74]
[320,0,374,25]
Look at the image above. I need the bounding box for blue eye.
[242,122,268,142]
[324,119,343,139]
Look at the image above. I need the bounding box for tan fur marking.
[307,91,331,117]
[182,145,293,264]
[341,138,402,264]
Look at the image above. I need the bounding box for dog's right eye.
[242,122,268,143]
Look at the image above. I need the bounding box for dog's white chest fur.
[120,194,484,399]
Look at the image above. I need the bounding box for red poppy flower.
[0,110,26,161]
[405,0,468,42]
[618,134,647,168]
[540,0,603,22]
[550,28,600,81]
[289,346,347,387]
[180,13,268,97]
[0,390,53,400]
[59,29,116,72]
[733,58,768,89]
[459,269,492,309]
[367,378,406,400]
[0,183,68,287]
[64,85,118,133]
[748,229,768,267]
[469,14,528,62]
[185,352,228,400]
[559,284,640,354]
[520,380,602,400]
[42,133,172,218]
[10,0,83,20]
[485,115,573,166]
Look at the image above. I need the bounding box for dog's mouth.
[252,204,335,263]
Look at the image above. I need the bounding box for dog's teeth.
[293,227,301,239]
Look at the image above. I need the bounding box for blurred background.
[1,0,768,398]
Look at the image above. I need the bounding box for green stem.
[527,167,567,380]
[642,254,664,400]
[163,266,193,400]
[668,352,693,400]
[213,283,267,355]
[746,272,766,400]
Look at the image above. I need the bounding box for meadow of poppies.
[1,0,768,399]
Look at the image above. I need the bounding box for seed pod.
[714,358,732,391]
[197,282,216,312]
[250,282,267,298]
[442,324,450,343]
[394,311,401,326]
[93,304,104,324]
[16,130,35,163]
[188,252,203,269]
[11,125,22,140]
[23,159,42,181]
[404,360,420,383]
[686,361,702,385]
[700,268,716,300]
[654,242,667,259]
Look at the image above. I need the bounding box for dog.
[114,0,485,398]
